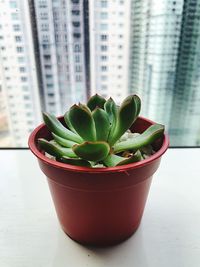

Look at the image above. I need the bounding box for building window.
[43,55,51,60]
[47,83,53,88]
[18,57,25,62]
[16,46,24,53]
[13,24,20,31]
[101,45,108,51]
[44,64,51,69]
[10,1,17,8]
[11,13,19,20]
[101,55,107,61]
[101,1,108,8]
[101,85,107,90]
[100,12,108,19]
[19,67,26,72]
[21,76,27,82]
[101,34,108,41]
[15,36,22,42]
[41,24,49,31]
[42,44,50,49]
[101,66,107,71]
[76,75,82,82]
[40,12,48,20]
[73,33,81,38]
[75,54,80,62]
[48,93,54,97]
[71,0,79,4]
[23,95,30,100]
[75,65,82,72]
[72,10,80,15]
[101,75,107,81]
[100,24,108,30]
[72,21,80,27]
[74,44,81,52]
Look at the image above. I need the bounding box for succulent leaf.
[68,104,96,141]
[43,112,82,143]
[114,124,165,153]
[92,108,110,141]
[116,150,143,166]
[110,95,141,145]
[52,133,77,148]
[38,138,77,158]
[72,141,110,161]
[87,94,106,111]
[64,111,76,133]
[103,154,125,167]
[104,98,118,143]
[58,157,91,167]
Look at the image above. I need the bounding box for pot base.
[62,222,141,247]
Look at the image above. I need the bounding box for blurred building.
[33,0,90,115]
[0,0,41,146]
[89,0,131,103]
[129,0,183,128]
[169,0,200,145]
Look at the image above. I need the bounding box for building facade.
[129,0,200,145]
[129,0,184,128]
[89,0,131,103]
[0,0,41,146]
[33,0,89,115]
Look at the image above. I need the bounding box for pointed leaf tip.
[69,104,96,141]
[87,94,106,111]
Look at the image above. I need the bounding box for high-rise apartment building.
[89,0,131,103]
[0,76,11,147]
[129,0,184,127]
[169,0,200,145]
[129,0,200,145]
[0,0,41,146]
[33,0,89,115]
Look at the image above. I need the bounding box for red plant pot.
[29,116,169,246]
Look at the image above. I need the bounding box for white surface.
[0,149,200,267]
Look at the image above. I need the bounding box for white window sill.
[0,148,200,266]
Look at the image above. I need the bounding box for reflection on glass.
[0,0,200,147]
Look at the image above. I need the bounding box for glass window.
[100,24,108,30]
[13,24,20,31]
[101,1,108,8]
[11,13,19,20]
[101,45,107,51]
[10,1,17,8]
[1,0,200,148]
[76,75,82,81]
[16,46,24,53]
[101,55,108,61]
[18,57,25,63]
[74,44,81,52]
[21,76,27,82]
[19,67,26,72]
[101,34,108,41]
[72,10,80,16]
[100,12,108,19]
[72,21,80,27]
[15,36,22,42]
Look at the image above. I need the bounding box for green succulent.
[38,94,164,167]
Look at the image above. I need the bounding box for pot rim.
[28,116,169,173]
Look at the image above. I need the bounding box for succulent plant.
[38,94,164,167]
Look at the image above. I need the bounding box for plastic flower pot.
[28,116,169,246]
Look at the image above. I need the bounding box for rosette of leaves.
[38,94,164,167]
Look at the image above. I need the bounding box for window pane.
[0,0,200,147]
